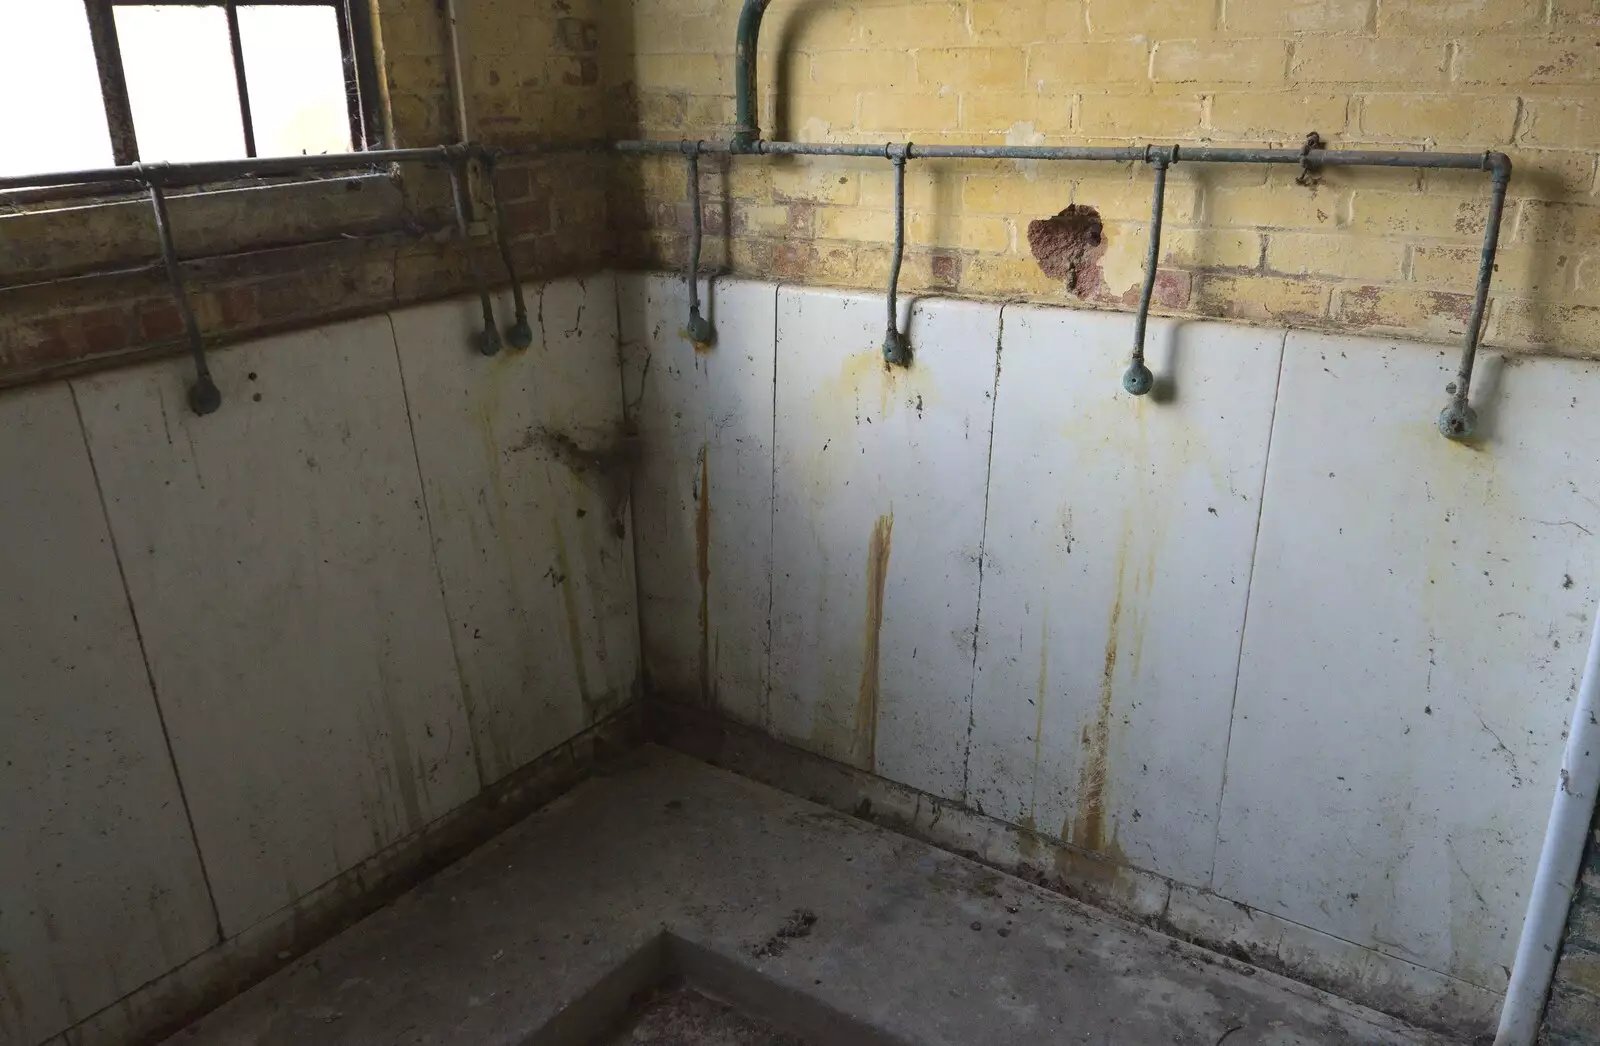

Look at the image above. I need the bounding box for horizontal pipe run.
[0,140,1508,195]
[611,138,1505,172]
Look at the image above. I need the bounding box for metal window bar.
[223,1,258,157]
[82,0,140,165]
[86,0,384,164]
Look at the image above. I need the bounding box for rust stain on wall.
[695,443,712,707]
[1071,546,1125,854]
[854,512,894,773]
[815,347,941,427]
[681,326,714,354]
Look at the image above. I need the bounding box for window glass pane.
[116,5,245,163]
[239,5,352,157]
[0,0,113,176]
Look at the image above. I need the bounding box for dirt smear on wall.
[512,422,641,538]
[854,513,894,773]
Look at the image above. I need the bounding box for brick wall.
[600,0,1600,355]
[0,0,611,387]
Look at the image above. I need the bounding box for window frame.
[82,0,385,166]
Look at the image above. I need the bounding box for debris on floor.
[596,984,807,1046]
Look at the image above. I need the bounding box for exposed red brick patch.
[930,251,961,289]
[1118,269,1192,311]
[774,243,814,279]
[136,301,184,342]
[1026,205,1104,294]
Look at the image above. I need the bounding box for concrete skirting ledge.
[168,744,1456,1046]
[61,706,645,1046]
[653,702,1503,1043]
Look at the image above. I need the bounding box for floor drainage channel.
[536,933,902,1046]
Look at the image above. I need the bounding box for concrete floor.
[166,746,1458,1046]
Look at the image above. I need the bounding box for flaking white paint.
[0,385,217,1046]
[768,288,998,800]
[395,276,639,783]
[73,317,479,935]
[621,273,777,727]
[1216,334,1600,990]
[969,306,1281,885]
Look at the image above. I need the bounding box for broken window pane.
[116,5,245,163]
[238,5,352,157]
[0,0,113,176]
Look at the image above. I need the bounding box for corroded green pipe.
[732,0,773,151]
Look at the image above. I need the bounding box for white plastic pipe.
[1495,599,1600,1046]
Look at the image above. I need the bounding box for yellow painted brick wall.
[602,0,1600,355]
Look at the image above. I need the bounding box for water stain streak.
[1072,544,1125,854]
[855,513,894,772]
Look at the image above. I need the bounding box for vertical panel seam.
[961,301,1007,805]
[1206,326,1290,890]
[763,280,781,735]
[69,381,226,945]
[388,311,488,792]
[614,275,650,713]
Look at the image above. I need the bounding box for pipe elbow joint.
[1122,360,1154,397]
[686,308,715,347]
[1486,151,1513,182]
[188,374,222,417]
[882,328,910,368]
[1438,401,1478,440]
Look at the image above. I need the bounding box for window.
[0,0,383,178]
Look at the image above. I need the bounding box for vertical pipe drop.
[147,177,221,415]
[1123,155,1166,397]
[447,154,502,356]
[482,151,533,349]
[882,146,910,367]
[732,0,773,151]
[682,142,715,346]
[1439,156,1512,440]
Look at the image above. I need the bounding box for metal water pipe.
[883,143,911,366]
[1123,147,1168,397]
[732,0,774,151]
[681,141,715,345]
